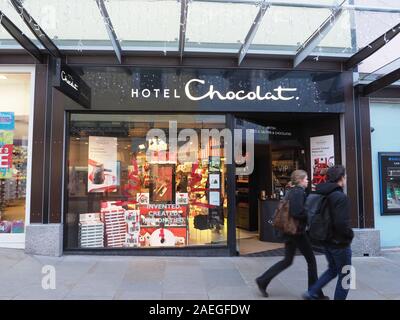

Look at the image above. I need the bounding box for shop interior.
[234,113,341,255]
[65,112,341,253]
[0,73,30,235]
[66,114,228,249]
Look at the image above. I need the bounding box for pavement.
[0,248,399,300]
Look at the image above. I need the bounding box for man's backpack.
[304,193,332,242]
[272,198,299,236]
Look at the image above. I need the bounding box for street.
[0,248,399,300]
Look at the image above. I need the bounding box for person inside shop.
[255,170,328,299]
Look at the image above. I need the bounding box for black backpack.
[304,193,332,242]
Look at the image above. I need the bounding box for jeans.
[308,245,352,300]
[257,234,322,295]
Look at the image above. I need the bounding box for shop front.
[369,99,400,248]
[42,65,354,256]
[0,65,35,249]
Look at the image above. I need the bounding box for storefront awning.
[1,0,400,92]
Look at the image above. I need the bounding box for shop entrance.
[235,113,341,255]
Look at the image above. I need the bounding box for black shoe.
[255,278,269,298]
[317,295,330,300]
[302,291,318,300]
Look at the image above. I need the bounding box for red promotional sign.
[0,144,13,169]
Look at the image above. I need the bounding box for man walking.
[303,165,354,300]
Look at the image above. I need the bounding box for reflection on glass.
[185,1,258,51]
[105,0,180,51]
[0,0,43,48]
[67,114,228,249]
[0,73,30,235]
[22,0,111,49]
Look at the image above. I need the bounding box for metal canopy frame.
[0,10,43,63]
[345,22,400,70]
[293,0,345,68]
[96,0,122,64]
[200,0,400,13]
[362,66,400,96]
[179,0,189,63]
[238,1,270,66]
[1,0,399,98]
[10,0,61,58]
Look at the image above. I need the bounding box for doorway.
[234,113,341,255]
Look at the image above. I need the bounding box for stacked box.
[125,210,141,247]
[79,213,104,248]
[101,205,126,248]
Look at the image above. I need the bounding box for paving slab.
[0,249,398,300]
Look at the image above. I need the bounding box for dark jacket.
[286,186,308,234]
[315,183,354,247]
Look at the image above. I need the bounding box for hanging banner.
[310,135,335,190]
[0,131,13,179]
[88,136,118,193]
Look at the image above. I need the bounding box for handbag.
[272,198,300,236]
[194,214,210,230]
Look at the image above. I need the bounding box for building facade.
[0,0,399,256]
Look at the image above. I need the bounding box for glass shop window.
[0,73,31,235]
[66,114,228,249]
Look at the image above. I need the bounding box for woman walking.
[255,170,327,299]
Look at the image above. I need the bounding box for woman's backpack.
[272,196,300,235]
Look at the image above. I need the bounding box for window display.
[66,114,228,249]
[0,73,31,237]
[379,152,400,215]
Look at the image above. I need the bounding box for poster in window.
[209,156,221,172]
[310,135,335,190]
[88,136,118,193]
[0,112,15,131]
[149,164,175,204]
[0,131,13,179]
[209,191,220,206]
[209,173,220,189]
[379,153,400,215]
[139,205,187,246]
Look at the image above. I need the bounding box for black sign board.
[79,67,348,113]
[54,60,91,108]
[379,152,400,215]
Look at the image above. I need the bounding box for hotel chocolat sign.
[85,68,346,113]
[131,79,299,102]
[54,61,91,108]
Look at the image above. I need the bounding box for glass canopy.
[0,0,43,49]
[0,0,399,69]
